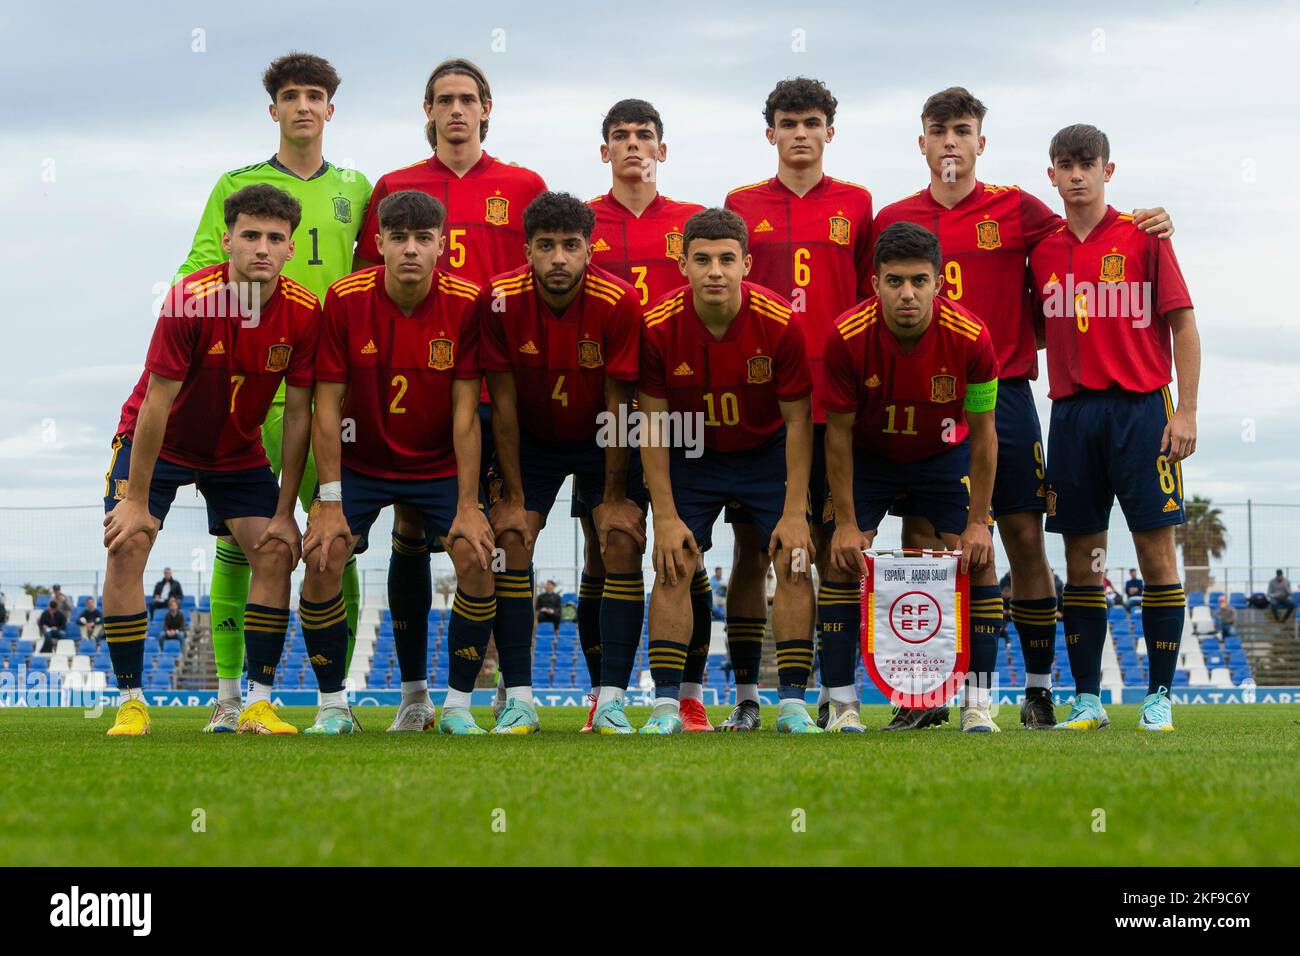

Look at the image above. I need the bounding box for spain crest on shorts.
[664,231,684,258]
[332,196,352,224]
[265,343,292,372]
[485,195,509,226]
[578,339,604,368]
[428,338,455,370]
[930,373,957,403]
[1046,489,1058,517]
[976,218,1002,250]
[113,479,128,501]
[828,215,851,246]
[747,354,773,384]
[1100,252,1125,283]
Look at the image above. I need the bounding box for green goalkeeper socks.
[210,539,250,680]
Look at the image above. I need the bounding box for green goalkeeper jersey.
[176,155,372,303]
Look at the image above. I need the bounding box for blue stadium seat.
[199,595,211,611]
[1187,592,1205,608]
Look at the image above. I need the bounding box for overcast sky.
[1,0,1296,582]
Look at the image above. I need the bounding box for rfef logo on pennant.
[49,885,151,936]
[861,552,969,709]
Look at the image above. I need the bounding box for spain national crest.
[485,195,509,226]
[114,479,128,501]
[664,231,684,258]
[828,215,851,246]
[1046,489,1058,517]
[428,338,454,370]
[976,218,1001,250]
[747,354,773,384]
[332,196,352,224]
[265,344,292,372]
[930,373,957,403]
[578,339,604,369]
[1100,252,1126,283]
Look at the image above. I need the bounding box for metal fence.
[1,500,1297,602]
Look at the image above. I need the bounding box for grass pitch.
[3,704,1297,867]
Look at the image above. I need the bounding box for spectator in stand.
[160,597,187,651]
[49,584,73,619]
[1124,569,1144,610]
[999,572,1013,629]
[0,591,8,627]
[151,568,183,614]
[38,603,67,652]
[535,580,562,634]
[1268,570,1295,624]
[1052,569,1065,621]
[78,597,104,643]
[1215,595,1236,638]
[1103,575,1121,607]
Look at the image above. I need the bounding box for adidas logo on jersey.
[1162,497,1181,513]
[673,362,695,376]
[207,341,226,355]
[454,646,481,662]
[865,374,881,388]
[519,340,539,355]
[754,219,774,233]
[214,617,237,632]
[361,339,378,354]
[591,237,611,252]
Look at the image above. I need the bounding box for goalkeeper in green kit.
[175,52,372,732]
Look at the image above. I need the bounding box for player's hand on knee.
[304,503,352,573]
[103,500,159,553]
[957,521,994,574]
[652,516,697,586]
[769,513,814,580]
[488,496,533,551]
[256,512,303,569]
[830,526,869,579]
[593,497,647,553]
[448,504,496,570]
[1161,408,1196,463]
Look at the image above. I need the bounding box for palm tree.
[1175,496,1228,594]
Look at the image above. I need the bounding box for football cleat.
[775,699,824,734]
[491,698,541,735]
[679,697,715,732]
[816,699,831,729]
[439,707,487,735]
[1137,686,1175,732]
[638,703,683,735]
[1054,693,1110,730]
[491,681,508,720]
[387,699,437,732]
[305,705,360,735]
[826,701,868,733]
[237,700,298,735]
[202,698,241,734]
[592,697,635,735]
[960,704,1001,733]
[718,699,762,732]
[579,691,598,733]
[881,706,950,731]
[1019,687,1057,730]
[106,698,150,737]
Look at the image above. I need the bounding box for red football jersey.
[1029,205,1193,400]
[588,191,704,307]
[822,296,999,463]
[640,282,812,453]
[479,262,641,442]
[872,182,1061,381]
[315,266,482,480]
[116,263,320,471]
[724,175,874,423]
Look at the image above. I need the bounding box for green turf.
[2,704,1297,866]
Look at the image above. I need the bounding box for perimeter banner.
[860,551,970,708]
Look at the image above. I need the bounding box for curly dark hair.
[523,192,596,241]
[262,52,340,102]
[872,222,942,275]
[763,77,837,127]
[377,190,447,233]
[1049,124,1111,165]
[223,184,302,233]
[601,98,664,142]
[682,207,749,257]
[921,86,988,130]
[424,58,492,150]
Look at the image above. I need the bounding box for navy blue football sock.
[577,573,604,687]
[1142,583,1186,693]
[725,615,766,686]
[388,533,431,683]
[816,581,860,689]
[1062,585,1108,696]
[299,592,349,694]
[446,589,495,693]
[1010,597,1058,679]
[598,572,644,692]
[775,636,815,701]
[683,570,713,684]
[243,604,289,690]
[493,567,534,688]
[104,612,147,689]
[648,639,686,699]
[969,585,1004,699]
